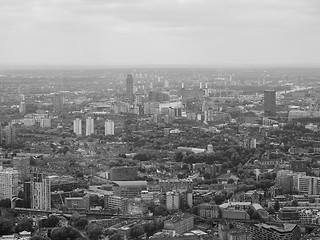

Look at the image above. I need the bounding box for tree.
[31,235,51,240]
[267,207,275,215]
[0,218,14,236]
[153,205,169,216]
[175,151,184,162]
[51,226,84,240]
[15,218,34,233]
[274,201,280,212]
[131,225,144,239]
[251,211,261,220]
[85,223,103,240]
[43,215,60,228]
[109,234,122,240]
[227,178,235,184]
[73,217,88,230]
[0,199,11,208]
[292,200,299,207]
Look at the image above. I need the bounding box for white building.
[0,169,19,200]
[23,118,36,127]
[166,191,180,210]
[86,117,94,136]
[298,176,320,195]
[73,118,82,136]
[105,120,115,135]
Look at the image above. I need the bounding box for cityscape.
[1,0,320,240]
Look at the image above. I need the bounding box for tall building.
[85,117,94,136]
[24,173,51,210]
[73,118,82,136]
[0,125,2,146]
[298,176,320,195]
[166,191,180,210]
[53,93,64,113]
[40,118,51,128]
[19,102,26,115]
[126,74,134,103]
[105,120,115,135]
[264,90,276,117]
[4,124,16,145]
[0,169,19,200]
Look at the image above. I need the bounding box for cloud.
[0,0,319,65]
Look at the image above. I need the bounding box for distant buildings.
[73,118,82,136]
[39,118,51,128]
[111,181,147,198]
[105,120,115,135]
[12,157,30,182]
[53,93,64,113]
[163,213,194,235]
[159,179,194,192]
[166,191,180,210]
[85,117,94,136]
[65,196,90,211]
[252,223,300,240]
[264,90,276,117]
[126,74,134,103]
[0,169,19,200]
[4,123,16,145]
[19,102,26,115]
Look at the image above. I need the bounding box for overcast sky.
[1,0,319,66]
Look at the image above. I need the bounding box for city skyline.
[1,0,320,67]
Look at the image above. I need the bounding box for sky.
[0,0,320,67]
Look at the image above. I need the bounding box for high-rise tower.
[126,74,134,103]
[86,117,94,136]
[105,120,115,135]
[73,118,82,136]
[264,90,276,117]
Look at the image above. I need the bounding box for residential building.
[166,191,180,210]
[109,166,138,181]
[163,213,194,235]
[12,157,30,182]
[112,181,147,198]
[198,203,220,219]
[65,196,90,211]
[298,176,320,195]
[53,93,64,113]
[126,74,134,103]
[105,120,115,135]
[85,117,94,136]
[4,124,16,145]
[73,118,82,135]
[39,118,51,128]
[0,169,19,200]
[104,194,128,213]
[159,179,193,192]
[252,223,300,240]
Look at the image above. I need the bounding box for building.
[112,181,147,198]
[109,166,138,181]
[105,120,115,135]
[198,203,220,219]
[104,194,128,213]
[159,179,194,192]
[85,117,94,136]
[126,74,134,103]
[39,118,51,128]
[73,118,82,135]
[12,157,30,182]
[298,176,320,195]
[264,90,276,117]
[4,124,16,145]
[252,223,300,240]
[24,173,51,210]
[166,191,180,210]
[65,196,90,211]
[19,102,26,115]
[0,169,19,200]
[53,93,64,113]
[163,213,194,235]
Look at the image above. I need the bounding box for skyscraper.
[126,74,134,103]
[264,90,276,117]
[0,169,19,200]
[19,102,26,115]
[24,173,51,210]
[53,93,64,113]
[105,120,115,135]
[73,118,82,135]
[4,124,16,145]
[86,117,94,136]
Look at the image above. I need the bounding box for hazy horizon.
[1,0,320,66]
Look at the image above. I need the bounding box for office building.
[166,191,180,210]
[126,74,134,103]
[0,169,19,200]
[24,173,51,210]
[112,181,147,198]
[252,223,300,240]
[73,118,82,136]
[53,93,64,113]
[298,176,320,195]
[85,117,94,136]
[264,90,276,117]
[198,203,220,219]
[65,195,90,211]
[4,124,16,145]
[104,195,129,213]
[163,213,194,235]
[105,120,115,135]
